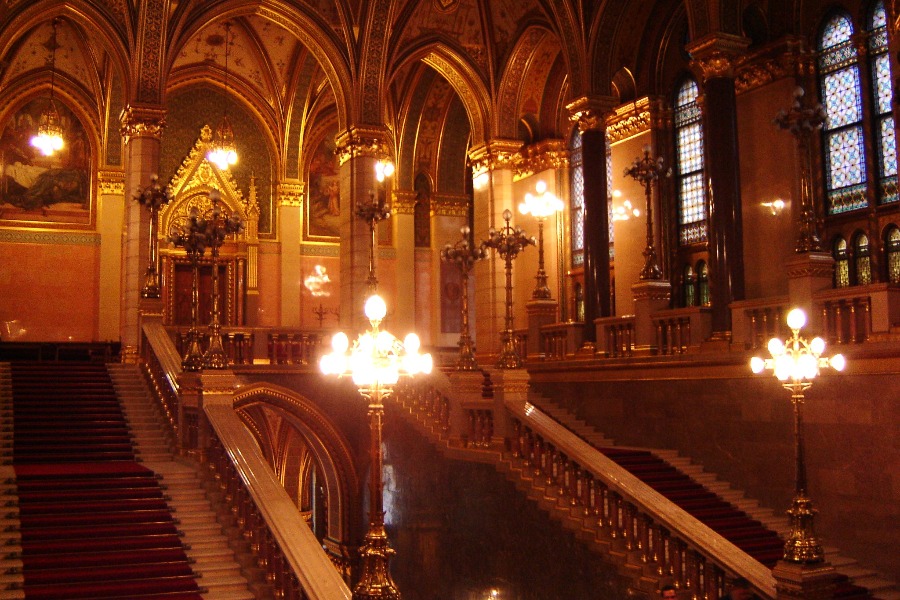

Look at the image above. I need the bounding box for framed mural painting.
[305,127,340,240]
[0,98,92,227]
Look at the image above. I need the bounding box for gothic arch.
[392,41,490,145]
[495,25,558,140]
[232,383,359,547]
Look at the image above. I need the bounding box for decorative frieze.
[278,182,305,207]
[433,194,469,217]
[391,190,417,215]
[606,97,654,144]
[119,104,166,144]
[335,126,393,166]
[98,170,125,195]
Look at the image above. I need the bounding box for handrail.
[205,405,352,600]
[507,397,776,597]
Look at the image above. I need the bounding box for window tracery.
[674,79,707,245]
[869,2,898,204]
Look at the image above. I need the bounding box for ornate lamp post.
[169,209,208,372]
[136,175,171,298]
[481,209,534,369]
[519,180,563,299]
[320,294,433,599]
[625,146,668,280]
[750,308,845,563]
[357,160,394,291]
[201,190,243,369]
[440,225,486,370]
[774,86,827,253]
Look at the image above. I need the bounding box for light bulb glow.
[786,308,806,331]
[767,337,784,356]
[830,354,846,371]
[331,332,349,354]
[810,337,825,355]
[750,356,766,374]
[365,295,387,321]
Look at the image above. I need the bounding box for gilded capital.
[687,33,750,80]
[606,97,654,144]
[277,182,305,207]
[98,170,125,195]
[120,104,166,144]
[335,125,394,166]
[566,96,618,132]
[468,139,522,178]
[433,194,469,217]
[516,139,568,180]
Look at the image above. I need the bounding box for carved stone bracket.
[335,125,393,166]
[120,103,166,144]
[687,32,751,81]
[566,95,618,133]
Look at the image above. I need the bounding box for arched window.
[854,232,872,285]
[885,225,900,283]
[674,79,707,245]
[570,129,584,267]
[834,237,850,287]
[697,261,710,306]
[869,1,898,204]
[683,265,696,307]
[818,13,868,214]
[574,282,585,322]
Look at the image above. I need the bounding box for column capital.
[468,139,522,178]
[566,95,618,132]
[687,33,751,80]
[392,190,417,215]
[120,103,166,144]
[335,125,393,166]
[433,194,469,217]
[606,96,660,144]
[98,170,125,195]
[517,139,568,179]
[277,181,305,207]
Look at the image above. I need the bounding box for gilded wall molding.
[300,243,340,257]
[98,170,125,195]
[0,230,101,246]
[335,125,393,166]
[392,190,417,215]
[278,182,305,207]
[606,98,653,144]
[515,139,568,180]
[120,104,166,144]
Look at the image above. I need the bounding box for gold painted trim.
[606,98,653,144]
[335,125,393,166]
[98,171,126,195]
[120,103,166,144]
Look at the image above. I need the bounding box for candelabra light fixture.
[750,308,845,563]
[207,21,238,170]
[357,160,394,291]
[440,225,486,370]
[481,209,534,369]
[624,145,669,280]
[169,210,208,372]
[135,175,171,299]
[518,180,563,299]
[774,86,826,253]
[320,294,433,599]
[31,18,64,157]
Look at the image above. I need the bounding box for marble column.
[120,104,166,362]
[567,97,618,344]
[470,140,521,360]
[688,34,749,339]
[392,190,416,336]
[97,171,125,342]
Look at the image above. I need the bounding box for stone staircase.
[108,363,256,600]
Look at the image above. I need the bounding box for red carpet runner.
[7,362,205,599]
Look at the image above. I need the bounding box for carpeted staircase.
[0,361,253,600]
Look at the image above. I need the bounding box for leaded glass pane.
[871,2,887,30]
[879,117,896,176]
[872,51,891,116]
[698,263,710,306]
[856,233,872,284]
[834,239,850,287]
[683,266,696,307]
[825,125,868,213]
[823,69,862,128]
[675,79,707,245]
[607,137,614,245]
[570,140,584,267]
[888,228,900,283]
[820,14,853,49]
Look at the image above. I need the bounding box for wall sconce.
[762,198,785,215]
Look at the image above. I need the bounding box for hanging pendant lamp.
[30,18,64,157]
[207,21,238,170]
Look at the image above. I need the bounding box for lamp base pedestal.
[773,559,836,600]
[631,280,671,354]
[525,299,558,360]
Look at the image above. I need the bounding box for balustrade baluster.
[559,455,570,497]
[835,303,845,344]
[623,503,634,550]
[533,437,544,476]
[638,514,649,562]
[863,298,871,341]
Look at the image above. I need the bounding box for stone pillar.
[631,280,671,353]
[392,190,416,336]
[486,368,530,450]
[120,104,166,362]
[688,34,749,338]
[277,184,303,328]
[567,97,618,344]
[469,140,521,360]
[97,171,125,342]
[336,126,393,328]
[786,253,835,332]
[446,370,488,447]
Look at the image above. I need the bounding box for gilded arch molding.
[231,383,359,547]
[496,26,551,140]
[418,48,490,145]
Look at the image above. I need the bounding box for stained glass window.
[886,226,900,283]
[607,135,615,259]
[855,233,872,285]
[819,13,868,214]
[869,2,898,204]
[697,261,710,306]
[674,79,707,245]
[570,130,584,267]
[683,265,696,307]
[834,237,850,287]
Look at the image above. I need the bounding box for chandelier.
[30,19,64,157]
[207,21,237,170]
